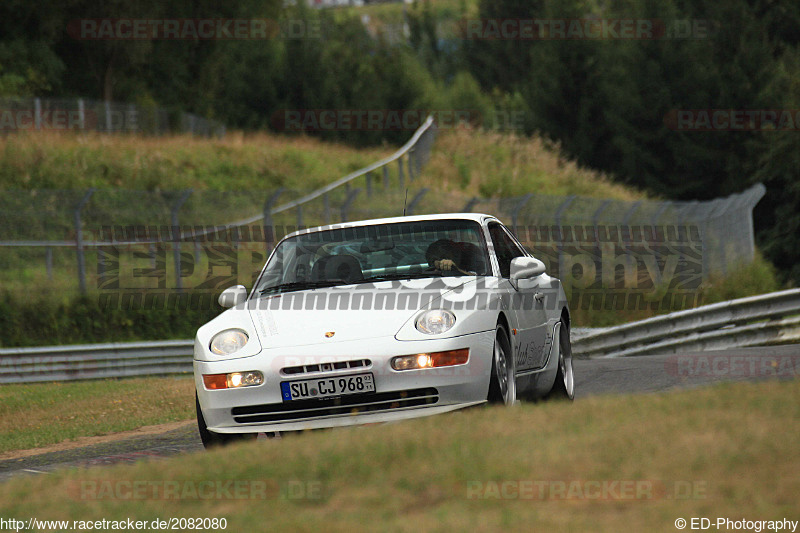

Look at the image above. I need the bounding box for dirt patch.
[0,420,195,462]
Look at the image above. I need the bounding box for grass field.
[0,130,392,191]
[0,378,797,531]
[0,376,194,454]
[0,127,638,199]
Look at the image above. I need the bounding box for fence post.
[406,189,429,216]
[554,195,576,279]
[172,189,192,293]
[620,201,642,266]
[703,198,729,275]
[105,101,112,132]
[398,157,405,190]
[651,201,671,226]
[366,171,372,198]
[34,98,41,130]
[46,247,53,280]
[591,199,612,242]
[511,193,534,233]
[462,197,479,212]
[263,188,284,255]
[74,189,95,294]
[324,192,331,225]
[383,166,389,190]
[78,99,85,131]
[743,184,766,264]
[296,204,303,228]
[341,189,361,223]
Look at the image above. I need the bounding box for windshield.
[254,219,491,295]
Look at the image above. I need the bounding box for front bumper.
[194,331,494,433]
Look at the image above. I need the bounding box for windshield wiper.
[259,280,346,296]
[359,272,449,283]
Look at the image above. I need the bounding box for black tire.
[487,323,516,405]
[544,321,575,401]
[196,393,257,449]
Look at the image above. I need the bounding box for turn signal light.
[203,371,264,390]
[391,348,469,371]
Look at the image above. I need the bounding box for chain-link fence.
[0,111,765,311]
[0,116,437,295]
[0,97,225,137]
[454,184,765,278]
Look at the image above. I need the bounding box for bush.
[0,290,217,347]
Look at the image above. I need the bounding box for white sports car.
[194,213,574,447]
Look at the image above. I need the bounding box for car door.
[487,222,550,372]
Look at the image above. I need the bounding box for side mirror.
[509,257,546,290]
[218,285,248,308]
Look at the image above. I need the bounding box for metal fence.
[461,183,765,278]
[0,97,225,137]
[0,109,765,301]
[0,115,437,294]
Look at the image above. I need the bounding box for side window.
[488,223,526,278]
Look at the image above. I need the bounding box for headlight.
[209,329,249,355]
[415,309,456,335]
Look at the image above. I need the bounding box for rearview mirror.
[509,257,546,290]
[218,285,248,308]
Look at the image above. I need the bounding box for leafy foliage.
[463,0,800,283]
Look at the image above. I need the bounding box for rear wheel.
[545,322,575,401]
[196,393,257,449]
[488,324,516,405]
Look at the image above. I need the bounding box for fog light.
[203,371,263,390]
[391,348,469,371]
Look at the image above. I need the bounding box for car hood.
[247,278,476,348]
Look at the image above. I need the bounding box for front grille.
[281,358,371,376]
[231,387,439,424]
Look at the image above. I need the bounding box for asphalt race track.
[2,344,798,482]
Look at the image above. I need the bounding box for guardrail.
[572,288,800,358]
[0,340,193,384]
[3,288,799,383]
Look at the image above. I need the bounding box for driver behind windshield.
[425,239,480,275]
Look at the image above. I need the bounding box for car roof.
[282,213,503,240]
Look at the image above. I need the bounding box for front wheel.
[544,321,575,401]
[196,393,257,449]
[488,324,516,405]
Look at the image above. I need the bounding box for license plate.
[280,373,375,401]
